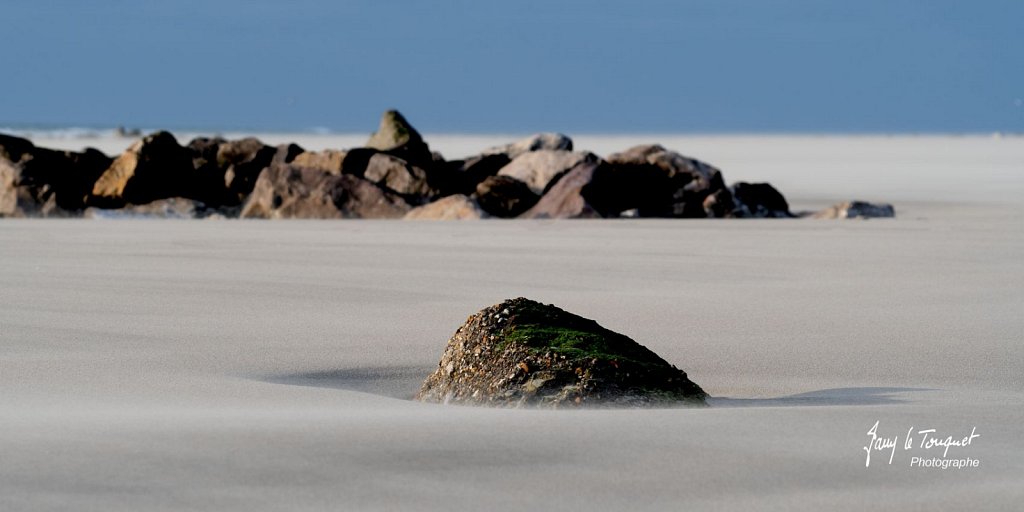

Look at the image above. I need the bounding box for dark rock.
[57,148,114,211]
[520,161,603,219]
[0,133,36,163]
[730,182,793,218]
[183,136,275,207]
[217,138,276,202]
[240,163,410,219]
[702,189,736,218]
[591,144,727,218]
[404,194,487,220]
[473,175,539,218]
[415,298,706,407]
[366,109,433,168]
[186,137,226,172]
[497,150,597,195]
[0,133,111,215]
[338,147,381,178]
[814,201,895,219]
[90,131,195,207]
[440,153,512,195]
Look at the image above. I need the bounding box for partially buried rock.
[416,298,706,407]
[403,194,487,220]
[814,201,895,219]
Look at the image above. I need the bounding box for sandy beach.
[2,134,1022,511]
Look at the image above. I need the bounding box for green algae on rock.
[415,298,706,407]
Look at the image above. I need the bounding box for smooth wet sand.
[1,135,1022,511]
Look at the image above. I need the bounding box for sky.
[1,0,1021,133]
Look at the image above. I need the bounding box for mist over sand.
[1,134,1022,511]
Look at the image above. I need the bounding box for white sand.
[1,135,1022,511]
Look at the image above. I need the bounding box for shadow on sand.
[707,387,933,408]
[265,368,932,408]
[264,366,433,400]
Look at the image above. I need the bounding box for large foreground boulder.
[416,298,706,407]
[240,163,410,219]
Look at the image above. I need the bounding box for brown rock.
[520,161,603,219]
[240,163,410,219]
[363,153,435,202]
[217,138,276,203]
[583,144,727,218]
[473,175,539,218]
[0,159,18,217]
[404,194,487,220]
[186,136,226,172]
[90,131,194,207]
[440,153,512,195]
[0,133,111,215]
[291,150,347,175]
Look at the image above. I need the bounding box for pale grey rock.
[482,133,573,159]
[496,150,597,195]
[814,201,895,219]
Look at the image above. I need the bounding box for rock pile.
[415,298,706,408]
[0,110,893,219]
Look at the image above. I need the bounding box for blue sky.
[2,0,1021,133]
